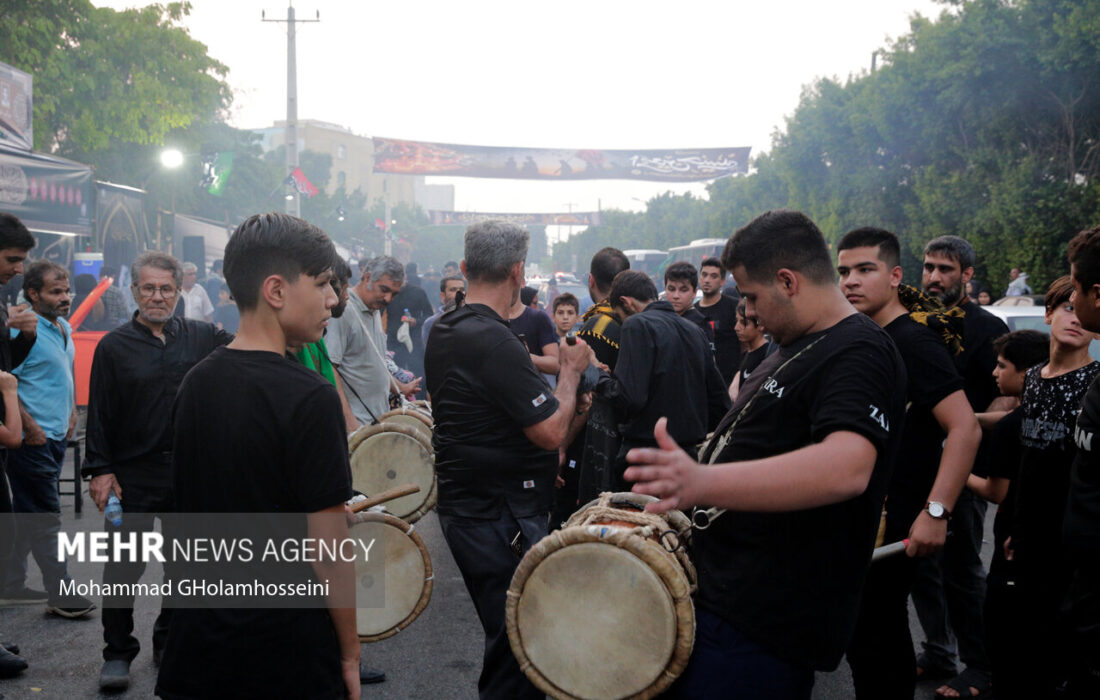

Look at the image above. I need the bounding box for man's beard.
[925,280,964,307]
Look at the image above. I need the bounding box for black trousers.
[438,508,546,700]
[846,523,918,700]
[101,463,174,663]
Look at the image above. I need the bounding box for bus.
[664,238,727,267]
[622,249,667,283]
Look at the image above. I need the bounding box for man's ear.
[890,265,904,289]
[961,266,975,286]
[261,274,288,310]
[776,268,799,297]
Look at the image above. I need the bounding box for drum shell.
[348,423,437,523]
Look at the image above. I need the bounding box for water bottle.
[105,491,123,527]
[402,307,411,323]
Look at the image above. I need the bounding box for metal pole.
[286,3,299,216]
[384,180,392,256]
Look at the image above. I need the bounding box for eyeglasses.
[134,284,178,299]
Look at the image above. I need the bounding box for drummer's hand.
[623,417,704,514]
[341,657,361,699]
[906,511,947,558]
[396,376,421,395]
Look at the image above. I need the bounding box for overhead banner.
[373,138,750,182]
[429,210,603,227]
[0,61,33,151]
[0,145,95,236]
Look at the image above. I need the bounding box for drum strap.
[691,334,827,530]
[334,363,382,425]
[350,301,413,410]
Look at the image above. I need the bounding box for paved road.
[0,470,994,699]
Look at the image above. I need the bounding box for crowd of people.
[0,207,1098,700]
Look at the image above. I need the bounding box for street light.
[160,148,184,169]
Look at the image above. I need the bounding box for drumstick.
[871,539,909,562]
[350,484,422,513]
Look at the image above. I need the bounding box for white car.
[984,304,1100,360]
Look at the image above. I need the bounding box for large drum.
[349,510,433,642]
[348,423,436,523]
[379,406,434,445]
[506,492,696,700]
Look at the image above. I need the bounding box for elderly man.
[84,251,231,690]
[326,255,405,427]
[3,261,94,619]
[179,262,213,323]
[425,220,593,699]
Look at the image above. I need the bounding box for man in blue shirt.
[2,260,93,618]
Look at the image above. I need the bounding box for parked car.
[984,304,1100,360]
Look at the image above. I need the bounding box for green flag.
[206,151,234,197]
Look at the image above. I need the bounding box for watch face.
[928,502,945,518]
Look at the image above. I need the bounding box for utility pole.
[263,2,318,217]
[563,201,578,248]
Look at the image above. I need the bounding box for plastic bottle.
[403,307,411,323]
[105,491,123,527]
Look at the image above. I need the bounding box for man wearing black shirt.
[598,270,730,491]
[696,256,741,386]
[424,220,593,700]
[837,227,982,699]
[576,247,630,503]
[156,214,358,700]
[663,261,715,351]
[83,251,231,690]
[509,286,559,384]
[384,261,434,383]
[912,235,1008,689]
[626,210,906,697]
[1062,227,1100,698]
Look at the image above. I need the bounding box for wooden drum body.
[349,510,433,642]
[348,423,436,523]
[506,492,696,700]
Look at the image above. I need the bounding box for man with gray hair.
[84,250,231,689]
[326,255,406,427]
[179,261,213,323]
[425,220,594,699]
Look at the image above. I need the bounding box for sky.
[95,0,945,229]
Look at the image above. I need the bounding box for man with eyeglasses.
[83,251,231,691]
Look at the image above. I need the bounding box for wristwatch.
[925,501,951,520]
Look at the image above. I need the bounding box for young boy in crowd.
[728,297,775,401]
[156,213,359,700]
[663,261,715,349]
[993,277,1099,699]
[963,330,1049,695]
[551,293,580,340]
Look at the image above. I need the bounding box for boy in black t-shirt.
[695,256,742,385]
[157,213,359,700]
[664,261,716,350]
[625,210,906,698]
[962,330,1049,696]
[837,227,982,699]
[1064,227,1100,698]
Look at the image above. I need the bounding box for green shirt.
[295,339,337,387]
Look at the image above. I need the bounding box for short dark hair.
[552,293,579,313]
[332,257,352,285]
[589,247,630,294]
[520,286,538,306]
[1045,275,1075,311]
[992,330,1049,371]
[609,270,657,308]
[837,227,901,269]
[924,235,975,271]
[0,212,36,251]
[74,273,98,294]
[444,260,459,270]
[700,256,723,273]
[1068,225,1100,290]
[439,273,465,293]
[721,209,834,285]
[665,261,698,289]
[24,260,68,296]
[224,212,335,311]
[99,265,118,279]
[406,262,418,276]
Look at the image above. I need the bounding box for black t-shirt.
[695,294,742,385]
[737,341,775,385]
[883,315,965,534]
[693,313,906,671]
[680,306,716,350]
[956,301,1009,413]
[1011,361,1100,566]
[1067,373,1100,560]
[157,348,352,700]
[424,303,559,519]
[988,406,1024,572]
[509,306,557,356]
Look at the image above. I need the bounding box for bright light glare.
[160,149,184,169]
